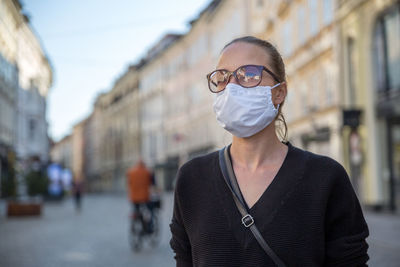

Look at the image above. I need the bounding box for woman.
[170,36,369,266]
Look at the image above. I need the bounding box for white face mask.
[213,83,280,138]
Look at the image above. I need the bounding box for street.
[365,211,400,267]
[1,193,399,267]
[0,193,175,267]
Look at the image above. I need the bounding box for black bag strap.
[219,147,286,267]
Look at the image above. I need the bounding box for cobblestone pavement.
[1,193,399,267]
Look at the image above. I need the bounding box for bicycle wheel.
[149,212,160,247]
[129,217,143,252]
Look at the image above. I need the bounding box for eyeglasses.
[206,64,280,93]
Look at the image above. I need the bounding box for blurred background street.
[1,193,400,267]
[0,193,176,267]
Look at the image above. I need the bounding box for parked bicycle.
[129,197,161,251]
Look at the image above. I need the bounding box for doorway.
[388,118,400,211]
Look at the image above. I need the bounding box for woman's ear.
[272,82,287,105]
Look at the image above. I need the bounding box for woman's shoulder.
[179,150,219,172]
[174,150,220,189]
[288,142,342,168]
[290,143,349,183]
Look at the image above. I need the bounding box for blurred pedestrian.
[61,168,73,195]
[126,160,155,226]
[72,180,83,212]
[170,36,369,266]
[47,163,63,200]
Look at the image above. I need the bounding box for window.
[374,19,386,92]
[189,36,207,66]
[282,20,292,56]
[309,0,319,36]
[323,0,334,25]
[285,86,294,121]
[297,5,306,45]
[300,83,308,115]
[383,7,400,90]
[149,132,157,159]
[312,70,320,109]
[324,66,334,106]
[0,54,17,87]
[347,37,357,106]
[211,10,242,58]
[373,4,400,93]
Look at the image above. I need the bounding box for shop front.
[373,3,400,211]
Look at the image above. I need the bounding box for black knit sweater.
[170,143,369,267]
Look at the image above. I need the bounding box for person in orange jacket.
[126,159,155,219]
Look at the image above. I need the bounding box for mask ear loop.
[270,83,281,111]
[271,82,281,89]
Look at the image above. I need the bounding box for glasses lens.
[209,70,228,92]
[236,65,262,87]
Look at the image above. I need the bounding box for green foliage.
[1,170,17,198]
[0,151,17,198]
[25,170,49,196]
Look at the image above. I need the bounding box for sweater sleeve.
[170,168,193,267]
[324,163,369,266]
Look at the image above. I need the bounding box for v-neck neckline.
[215,142,309,248]
[227,142,291,211]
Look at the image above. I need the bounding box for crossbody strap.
[219,147,286,267]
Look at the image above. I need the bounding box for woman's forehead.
[217,42,270,70]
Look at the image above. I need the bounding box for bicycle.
[129,198,161,252]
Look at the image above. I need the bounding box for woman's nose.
[226,74,238,85]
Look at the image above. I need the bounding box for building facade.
[138,34,184,190]
[258,0,339,159]
[72,120,85,183]
[15,20,53,168]
[337,0,400,210]
[85,65,141,192]
[0,0,52,197]
[0,0,20,197]
[50,134,72,170]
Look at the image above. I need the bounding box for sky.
[22,0,211,141]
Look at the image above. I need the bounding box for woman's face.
[217,42,286,106]
[217,42,276,87]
